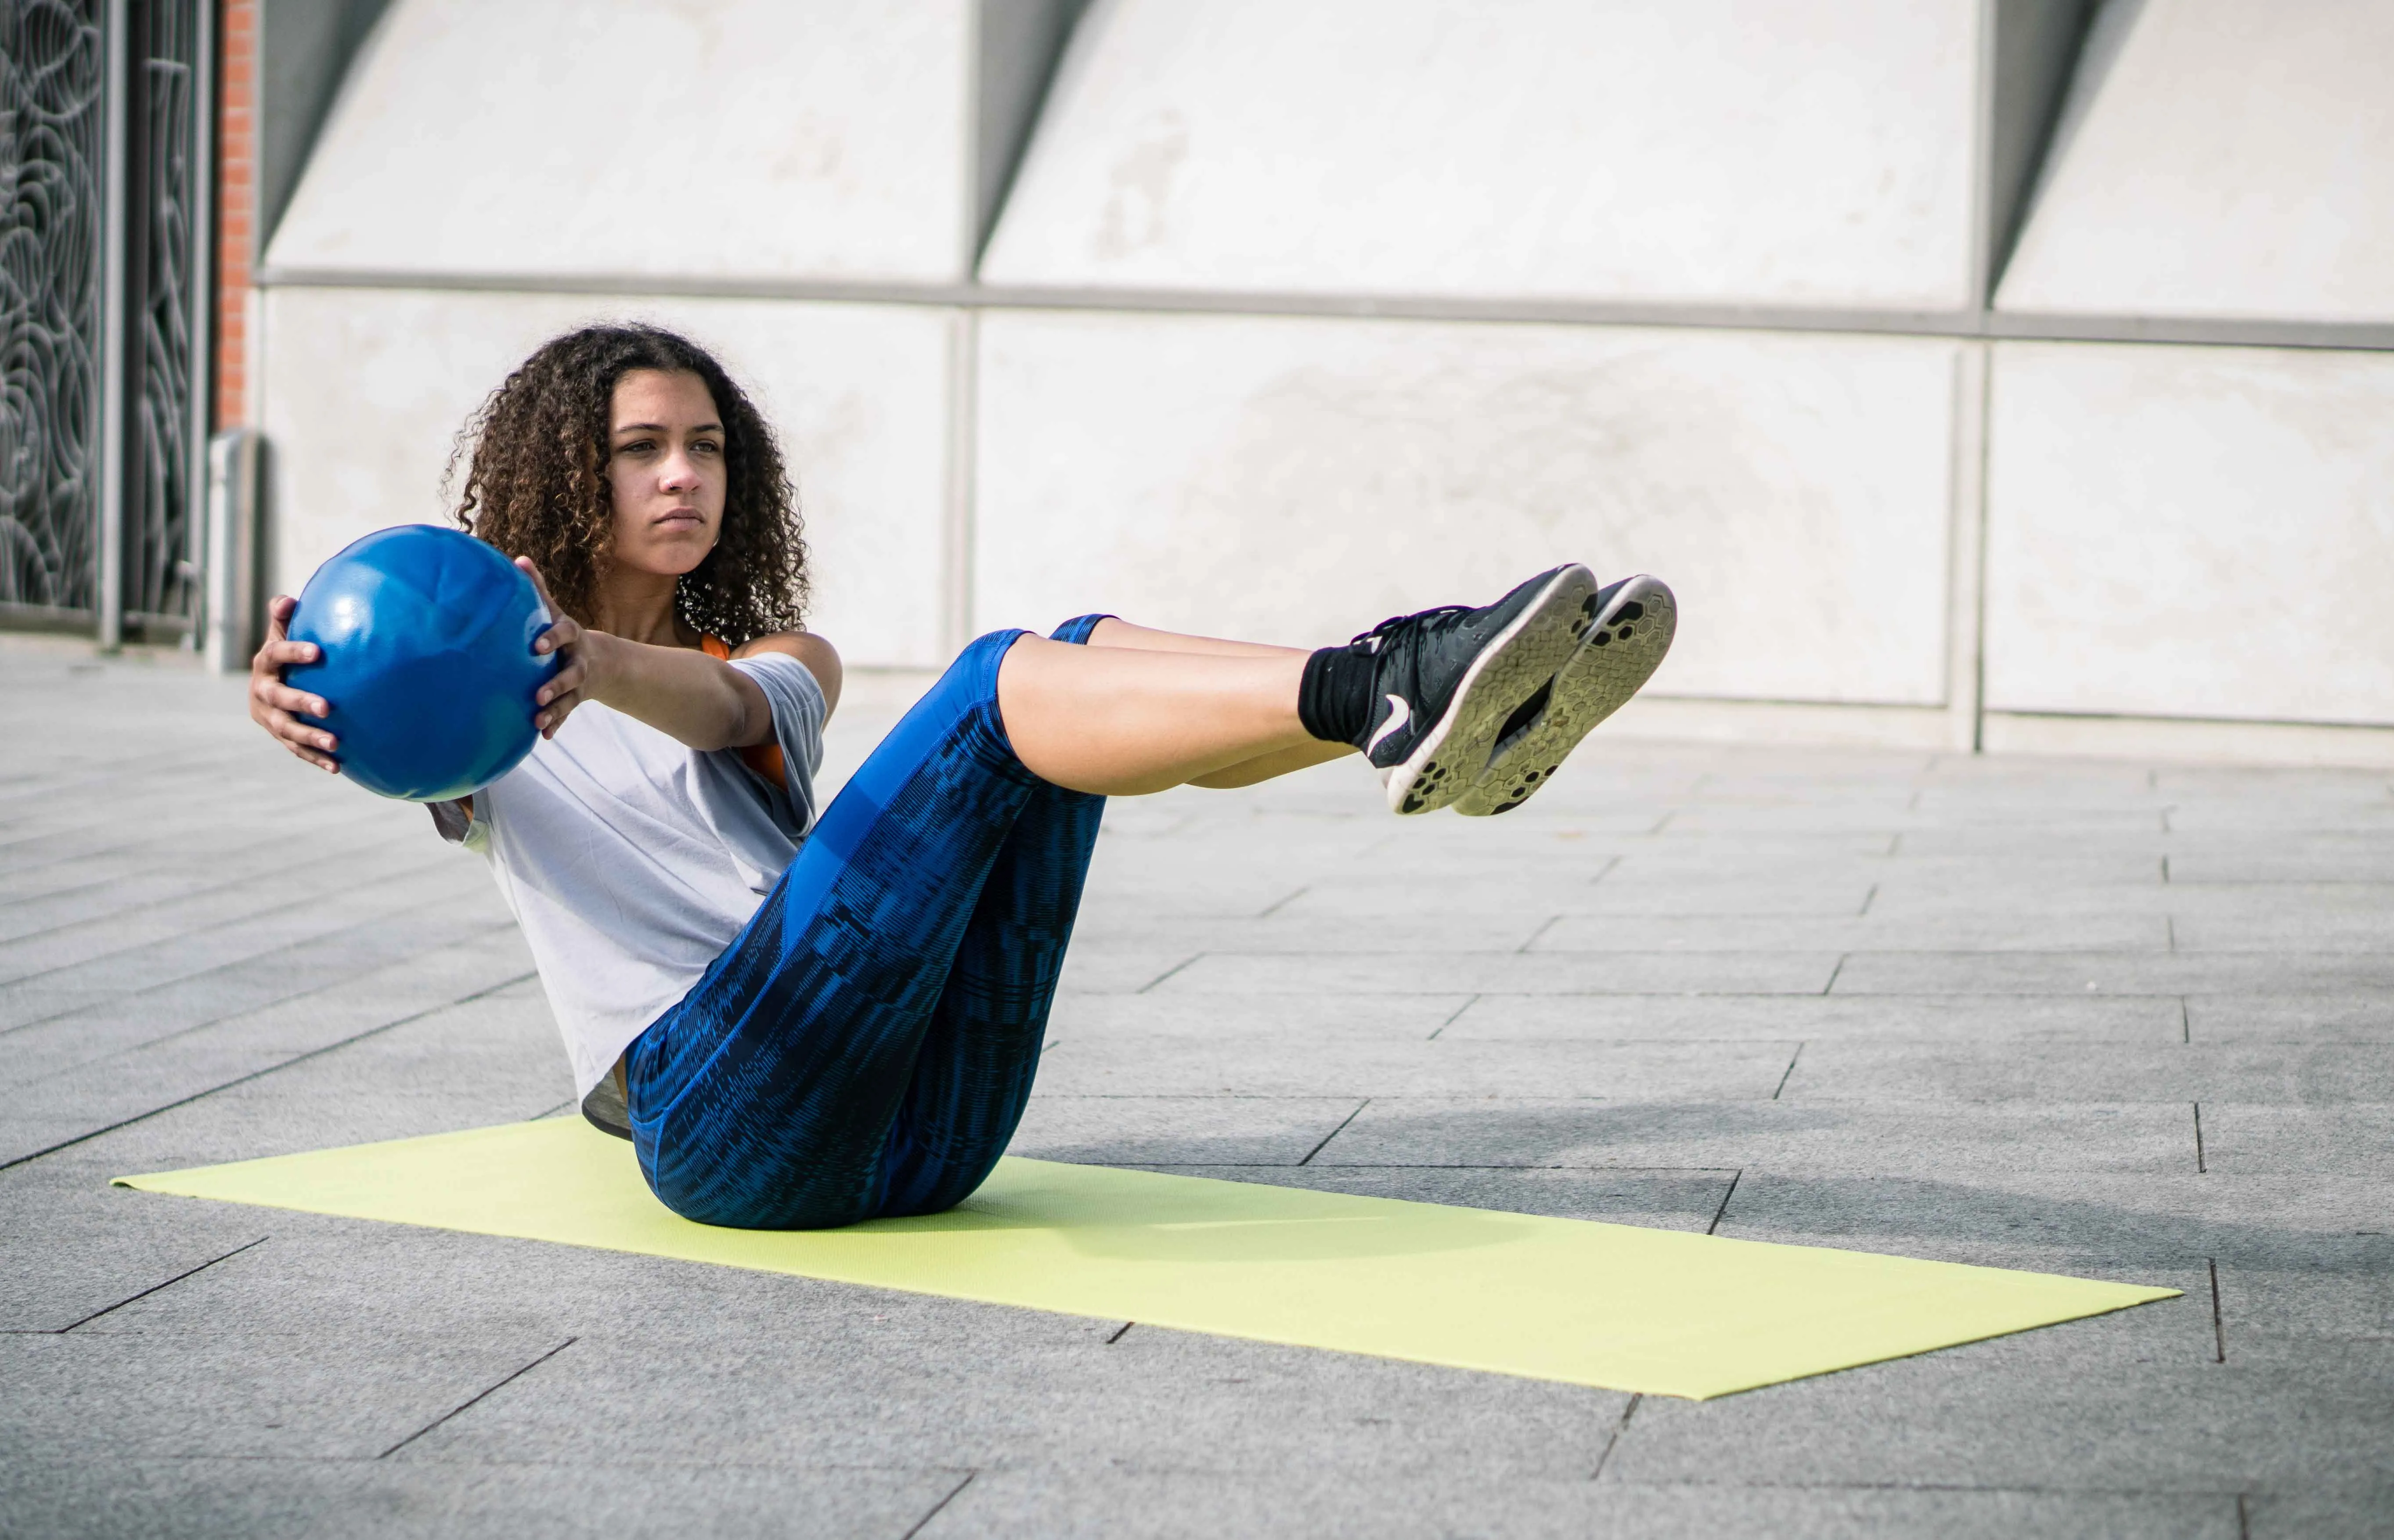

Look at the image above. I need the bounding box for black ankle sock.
[1298,646,1377,745]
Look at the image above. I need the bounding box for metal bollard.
[203,428,262,675]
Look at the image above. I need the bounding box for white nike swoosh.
[1366,693,1411,755]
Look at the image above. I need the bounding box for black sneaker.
[1338,564,1599,814]
[1454,575,1676,816]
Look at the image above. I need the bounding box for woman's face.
[605,368,727,579]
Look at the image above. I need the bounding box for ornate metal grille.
[128,0,199,629]
[0,0,203,633]
[0,0,106,617]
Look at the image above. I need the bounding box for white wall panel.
[975,311,1960,707]
[267,0,971,282]
[1997,0,2394,323]
[261,289,954,667]
[981,0,1979,308]
[1985,342,2394,726]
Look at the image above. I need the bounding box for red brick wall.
[215,0,256,429]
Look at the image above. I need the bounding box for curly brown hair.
[448,324,808,646]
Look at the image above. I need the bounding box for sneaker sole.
[1453,575,1676,817]
[1383,564,1598,815]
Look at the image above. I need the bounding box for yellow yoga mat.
[116,1119,2175,1399]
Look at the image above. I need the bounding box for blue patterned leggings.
[624,617,1109,1229]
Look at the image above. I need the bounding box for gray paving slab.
[2170,906,2394,953]
[2186,992,2394,1042]
[1367,808,1676,846]
[7,640,2391,1535]
[1067,911,1556,952]
[1867,879,2394,919]
[2163,831,2394,863]
[81,1026,569,1172]
[0,1324,577,1461]
[1780,1042,2394,1103]
[1052,945,1205,995]
[921,1469,1613,1540]
[0,942,542,1168]
[0,1165,269,1331]
[1887,826,2172,857]
[1533,909,2173,952]
[1615,849,2170,885]
[1009,1095,1364,1165]
[1044,990,1471,1043]
[1531,828,1907,857]
[0,921,531,1089]
[1441,992,2186,1043]
[1580,1485,2244,1540]
[2200,1104,2394,1175]
[1077,862,1324,920]
[79,1204,1138,1354]
[1712,1171,2390,1273]
[1831,949,2394,995]
[1034,1037,1797,1099]
[6,985,559,1186]
[1669,809,2171,839]
[1284,873,1882,917]
[2213,1237,2394,1355]
[1270,868,1610,913]
[0,871,501,1035]
[0,809,386,899]
[1604,1352,2394,1494]
[2167,851,2394,882]
[2156,770,2394,807]
[1317,1099,2200,1174]
[387,1313,1619,1481]
[0,829,446,981]
[2244,1487,2394,1540]
[1149,950,1842,995]
[0,1456,961,1540]
[0,823,423,944]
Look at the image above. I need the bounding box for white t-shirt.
[459,653,827,1096]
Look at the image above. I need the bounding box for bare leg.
[1185,740,1350,789]
[1068,618,1353,788]
[997,636,1352,796]
[1081,617,1305,660]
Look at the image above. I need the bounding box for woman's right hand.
[249,594,341,773]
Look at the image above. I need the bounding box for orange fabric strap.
[702,635,788,790]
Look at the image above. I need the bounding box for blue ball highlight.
[285,526,560,802]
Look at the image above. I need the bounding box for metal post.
[95,0,131,649]
[185,0,218,649]
[204,427,260,673]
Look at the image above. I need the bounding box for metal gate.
[0,0,211,643]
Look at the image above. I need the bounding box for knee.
[1049,613,1114,646]
[959,627,1036,685]
[638,1137,878,1231]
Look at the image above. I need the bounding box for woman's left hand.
[519,558,602,738]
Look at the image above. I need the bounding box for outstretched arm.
[523,560,838,749]
[731,630,843,718]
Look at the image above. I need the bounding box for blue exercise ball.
[285,526,559,801]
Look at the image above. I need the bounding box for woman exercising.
[247,324,1675,1231]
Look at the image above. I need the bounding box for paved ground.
[1,635,2389,1539]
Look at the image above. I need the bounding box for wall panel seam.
[244,270,2394,353]
[943,309,978,655]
